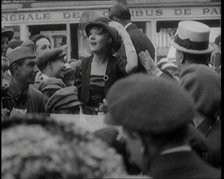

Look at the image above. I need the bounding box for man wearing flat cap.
[2,40,46,114]
[34,47,67,98]
[170,21,221,167]
[105,74,220,178]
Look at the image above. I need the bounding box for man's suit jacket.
[147,151,221,179]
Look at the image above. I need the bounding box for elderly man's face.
[1,35,9,56]
[35,38,51,58]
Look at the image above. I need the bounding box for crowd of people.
[1,2,221,179]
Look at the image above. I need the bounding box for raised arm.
[109,21,138,74]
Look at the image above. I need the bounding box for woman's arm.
[109,21,138,74]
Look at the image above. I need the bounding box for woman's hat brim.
[169,35,214,54]
[85,22,121,51]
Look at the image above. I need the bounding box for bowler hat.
[45,86,82,113]
[85,17,121,52]
[105,74,195,134]
[37,47,66,69]
[6,39,36,65]
[2,27,14,41]
[169,21,214,54]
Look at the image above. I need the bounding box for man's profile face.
[16,58,38,84]
[122,128,145,170]
[1,35,9,56]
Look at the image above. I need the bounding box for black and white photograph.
[1,0,221,178]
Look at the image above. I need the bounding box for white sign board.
[2,6,220,25]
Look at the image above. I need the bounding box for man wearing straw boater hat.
[2,40,46,114]
[170,21,221,168]
[169,21,214,72]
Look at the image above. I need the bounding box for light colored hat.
[157,58,169,67]
[169,21,214,54]
[161,62,178,71]
[157,58,178,71]
[6,39,36,65]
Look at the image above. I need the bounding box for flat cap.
[37,47,66,69]
[45,86,81,113]
[180,64,221,117]
[6,39,36,65]
[105,74,195,134]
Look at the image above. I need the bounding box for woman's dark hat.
[85,17,121,52]
[2,27,14,41]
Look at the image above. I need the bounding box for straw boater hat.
[2,27,14,41]
[169,21,214,54]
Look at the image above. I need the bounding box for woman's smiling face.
[88,26,111,54]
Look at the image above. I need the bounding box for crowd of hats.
[2,114,127,178]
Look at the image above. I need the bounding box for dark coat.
[117,23,176,81]
[198,117,221,168]
[79,55,127,105]
[147,151,221,179]
[2,82,46,113]
[117,23,155,73]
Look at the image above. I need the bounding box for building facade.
[2,0,221,60]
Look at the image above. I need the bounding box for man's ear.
[179,51,184,64]
[11,63,18,73]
